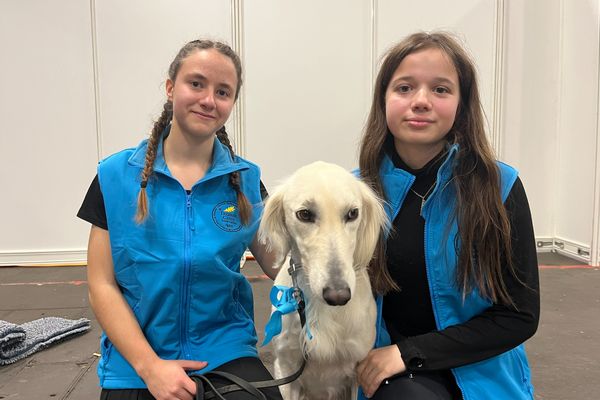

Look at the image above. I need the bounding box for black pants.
[100,357,283,400]
[371,371,462,400]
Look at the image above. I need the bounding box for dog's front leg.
[272,312,305,400]
[273,353,304,400]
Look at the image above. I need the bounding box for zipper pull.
[186,193,195,231]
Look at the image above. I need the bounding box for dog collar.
[261,258,311,346]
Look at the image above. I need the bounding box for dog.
[258,161,388,400]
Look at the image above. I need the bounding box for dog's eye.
[346,208,359,221]
[296,209,314,222]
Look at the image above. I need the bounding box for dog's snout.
[322,287,351,306]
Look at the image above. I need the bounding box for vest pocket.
[512,347,534,395]
[100,335,113,358]
[233,286,253,321]
[98,334,114,384]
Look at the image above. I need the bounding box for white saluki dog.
[259,161,388,400]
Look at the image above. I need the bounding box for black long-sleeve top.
[382,147,540,373]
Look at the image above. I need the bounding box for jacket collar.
[128,125,249,182]
[379,143,459,217]
[431,142,459,188]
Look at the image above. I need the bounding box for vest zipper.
[423,205,465,400]
[145,162,244,360]
[181,192,193,359]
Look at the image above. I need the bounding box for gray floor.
[0,252,598,399]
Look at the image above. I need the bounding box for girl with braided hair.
[78,39,281,400]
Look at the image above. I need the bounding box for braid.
[215,126,235,159]
[216,127,252,225]
[135,102,172,223]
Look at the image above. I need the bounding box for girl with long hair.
[356,32,539,399]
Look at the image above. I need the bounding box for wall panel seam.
[89,0,102,161]
[552,0,565,241]
[492,0,505,157]
[370,0,377,96]
[591,3,600,266]
[231,0,246,157]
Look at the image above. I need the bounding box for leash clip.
[287,258,302,285]
[288,258,305,310]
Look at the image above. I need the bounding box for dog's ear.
[354,180,389,268]
[258,186,290,269]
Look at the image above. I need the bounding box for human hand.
[140,358,207,400]
[356,345,406,398]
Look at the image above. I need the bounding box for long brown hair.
[359,31,516,305]
[135,39,252,225]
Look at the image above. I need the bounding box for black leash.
[191,258,307,400]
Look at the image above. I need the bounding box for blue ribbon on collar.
[262,285,312,346]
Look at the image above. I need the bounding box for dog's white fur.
[259,162,388,400]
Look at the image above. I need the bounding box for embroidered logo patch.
[212,201,242,232]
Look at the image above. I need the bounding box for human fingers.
[360,346,405,398]
[145,359,198,400]
[181,374,198,397]
[357,353,378,396]
[359,356,381,398]
[178,360,208,396]
[177,359,208,371]
[361,366,387,398]
[165,369,196,400]
[173,384,195,400]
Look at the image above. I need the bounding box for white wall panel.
[502,0,560,238]
[0,0,97,263]
[1,1,599,264]
[94,0,232,158]
[243,0,372,188]
[554,0,599,248]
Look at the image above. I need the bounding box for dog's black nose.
[322,287,351,306]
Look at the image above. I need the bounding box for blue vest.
[361,145,534,399]
[96,135,263,389]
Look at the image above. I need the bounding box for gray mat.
[0,317,91,366]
